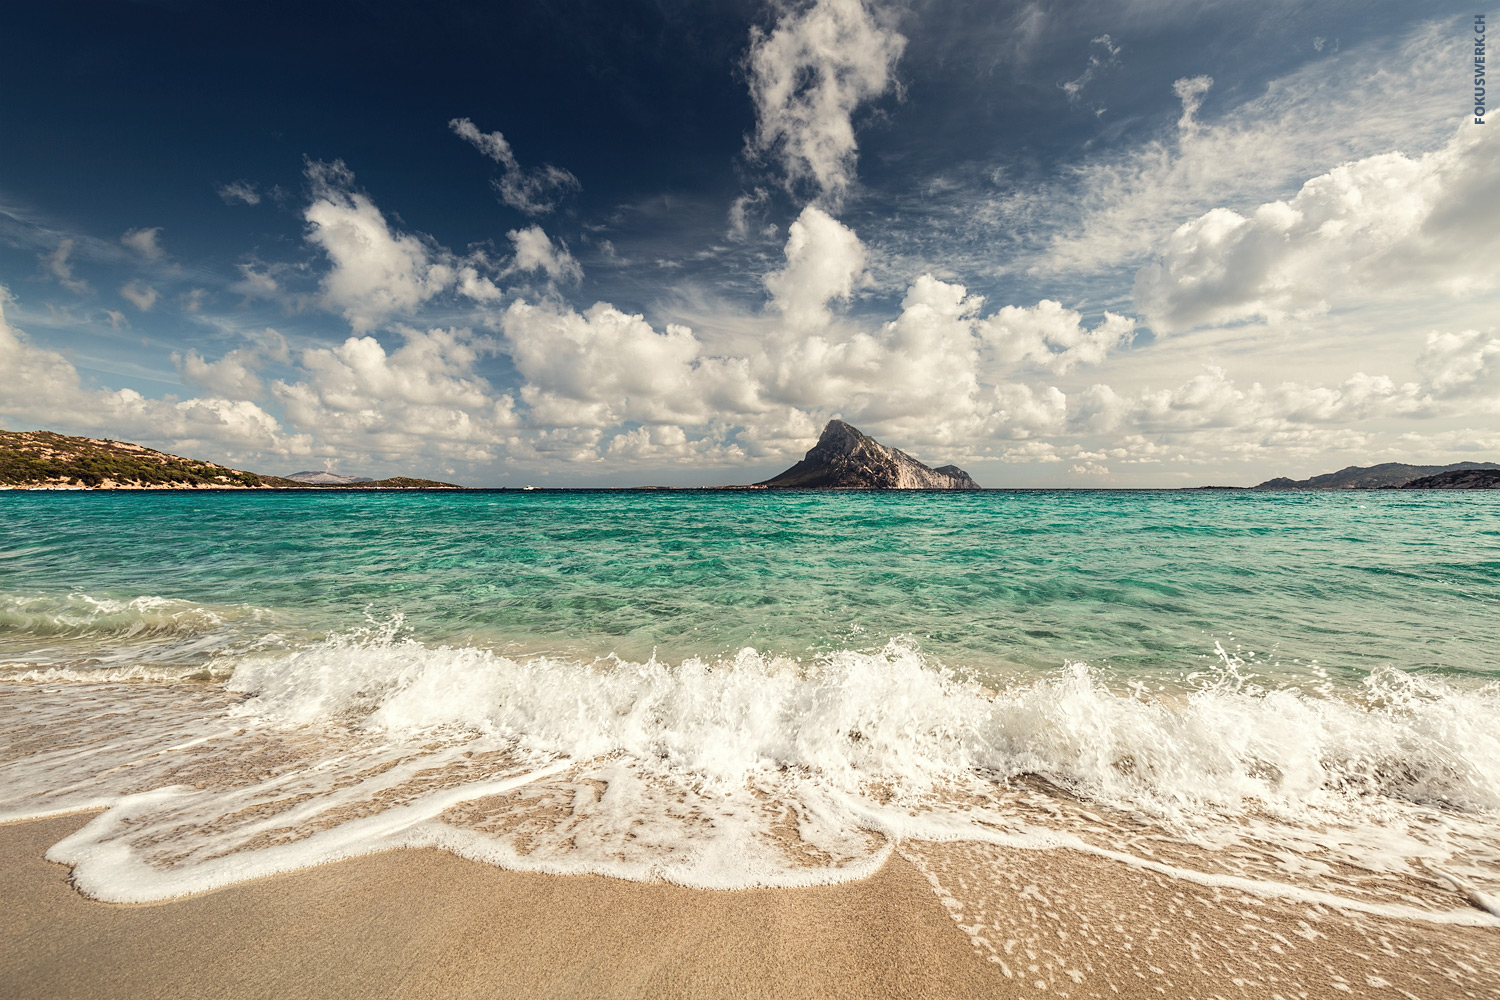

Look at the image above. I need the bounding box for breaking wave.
[2,613,1498,920]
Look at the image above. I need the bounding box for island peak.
[756,420,979,489]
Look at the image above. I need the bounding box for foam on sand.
[1,617,1498,919]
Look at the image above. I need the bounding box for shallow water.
[1,489,1497,917]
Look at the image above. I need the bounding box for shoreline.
[5,815,1497,999]
[2,813,998,1000]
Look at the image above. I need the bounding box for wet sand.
[1,814,996,1000]
[4,814,1498,1000]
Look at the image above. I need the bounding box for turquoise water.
[3,489,1500,909]
[3,489,1498,686]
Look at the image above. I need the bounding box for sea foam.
[2,618,1499,919]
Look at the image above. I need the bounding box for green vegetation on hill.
[0,430,272,488]
[0,430,463,489]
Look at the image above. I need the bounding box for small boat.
[522,485,538,491]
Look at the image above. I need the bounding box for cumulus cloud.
[449,117,581,215]
[217,181,261,205]
[121,227,165,261]
[502,300,759,429]
[494,213,1137,461]
[1134,124,1500,333]
[746,0,905,206]
[0,289,290,457]
[272,327,519,461]
[998,20,1463,278]
[762,205,867,327]
[979,300,1135,374]
[119,281,159,311]
[303,160,459,332]
[1416,329,1500,403]
[507,225,582,284]
[175,345,266,398]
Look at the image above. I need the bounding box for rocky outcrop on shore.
[1398,469,1500,489]
[757,420,980,489]
[1253,461,1500,490]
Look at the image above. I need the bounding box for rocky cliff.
[757,420,980,489]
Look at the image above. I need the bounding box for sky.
[2,0,1497,487]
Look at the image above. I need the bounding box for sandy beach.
[5,813,1497,1000]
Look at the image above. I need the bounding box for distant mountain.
[757,420,980,489]
[0,429,462,489]
[1398,469,1500,490]
[286,470,375,485]
[1252,462,1500,490]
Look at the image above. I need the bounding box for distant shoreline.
[8,484,1500,493]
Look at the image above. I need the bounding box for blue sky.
[2,0,1496,486]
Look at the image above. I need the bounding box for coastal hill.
[0,430,460,489]
[1398,468,1500,490]
[1252,461,1500,490]
[757,420,979,489]
[286,470,375,485]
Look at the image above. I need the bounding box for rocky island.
[0,430,461,489]
[757,420,979,489]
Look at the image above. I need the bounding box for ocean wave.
[2,620,1497,914]
[222,621,1500,823]
[0,591,285,671]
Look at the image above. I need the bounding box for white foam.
[2,622,1498,920]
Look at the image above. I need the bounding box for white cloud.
[728,188,770,240]
[1061,34,1121,107]
[1172,75,1213,134]
[217,181,261,206]
[39,240,89,294]
[1134,124,1500,333]
[119,281,159,312]
[0,289,290,458]
[745,0,905,206]
[272,327,519,461]
[605,424,747,465]
[1007,19,1463,278]
[494,213,1137,462]
[175,345,265,398]
[179,288,208,313]
[449,117,580,215]
[979,300,1135,374]
[1416,329,1500,403]
[231,264,280,300]
[303,160,458,332]
[762,205,867,327]
[502,300,758,428]
[121,227,165,261]
[507,225,582,284]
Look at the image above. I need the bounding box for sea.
[1,488,1498,924]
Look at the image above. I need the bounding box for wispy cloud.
[745,0,906,208]
[449,117,580,215]
[217,181,261,206]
